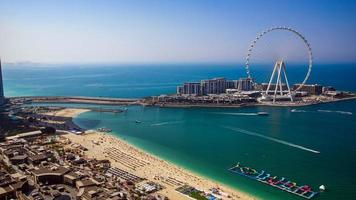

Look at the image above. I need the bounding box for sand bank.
[44,108,90,118]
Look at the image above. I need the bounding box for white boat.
[257,112,269,116]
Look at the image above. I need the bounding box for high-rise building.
[201,78,226,95]
[237,78,253,91]
[182,82,201,95]
[177,86,183,95]
[226,80,236,89]
[0,58,5,105]
[176,77,240,95]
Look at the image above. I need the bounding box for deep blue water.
[3,63,356,98]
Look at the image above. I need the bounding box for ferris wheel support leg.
[266,62,278,96]
[279,72,284,96]
[282,64,293,102]
[273,63,282,103]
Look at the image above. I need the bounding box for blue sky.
[0,0,355,63]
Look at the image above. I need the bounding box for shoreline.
[14,95,356,109]
[10,96,140,105]
[61,108,257,200]
[155,96,356,109]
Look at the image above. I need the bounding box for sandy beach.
[44,108,91,118]
[57,108,256,200]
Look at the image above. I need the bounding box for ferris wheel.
[245,26,313,102]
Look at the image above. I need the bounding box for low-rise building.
[32,166,70,185]
[28,153,52,165]
[76,178,99,189]
[64,171,84,186]
[9,154,28,165]
[0,170,29,199]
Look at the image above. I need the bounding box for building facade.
[176,77,255,95]
[237,78,253,91]
[183,82,201,95]
[177,82,201,95]
[177,86,183,95]
[293,84,323,95]
[201,78,226,95]
[226,80,236,89]
[0,59,5,105]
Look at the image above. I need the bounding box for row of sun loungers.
[104,147,149,170]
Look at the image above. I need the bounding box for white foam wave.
[222,126,320,154]
[291,109,352,115]
[317,110,352,115]
[210,112,258,116]
[291,109,308,113]
[150,121,184,126]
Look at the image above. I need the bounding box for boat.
[135,120,142,123]
[228,163,319,199]
[97,127,112,133]
[319,185,326,191]
[257,112,269,116]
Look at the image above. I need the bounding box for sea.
[3,63,356,200]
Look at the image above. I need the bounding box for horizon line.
[2,60,356,66]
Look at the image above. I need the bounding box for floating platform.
[228,163,319,199]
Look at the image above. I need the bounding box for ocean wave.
[317,110,352,115]
[85,83,104,87]
[150,120,184,126]
[291,109,308,113]
[221,126,320,154]
[210,112,258,116]
[291,109,352,115]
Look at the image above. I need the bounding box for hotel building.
[177,77,254,95]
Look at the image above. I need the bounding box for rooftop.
[32,166,70,176]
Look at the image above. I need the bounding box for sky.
[0,0,356,64]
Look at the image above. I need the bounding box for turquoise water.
[70,101,356,200]
[5,64,356,199]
